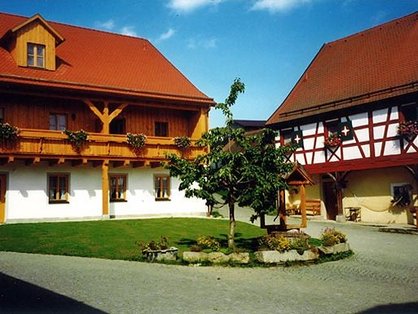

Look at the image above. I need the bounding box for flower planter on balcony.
[398,121,418,141]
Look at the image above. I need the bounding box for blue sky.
[1,0,417,127]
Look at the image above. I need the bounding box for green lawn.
[0,218,265,261]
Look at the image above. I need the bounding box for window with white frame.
[27,43,45,68]
[49,113,67,130]
[154,174,170,200]
[48,173,69,203]
[110,174,127,202]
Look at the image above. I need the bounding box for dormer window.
[27,43,45,68]
[7,14,64,71]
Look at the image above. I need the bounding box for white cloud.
[157,28,176,42]
[95,19,139,37]
[120,26,138,37]
[187,37,217,49]
[96,19,115,30]
[168,0,222,13]
[251,0,312,13]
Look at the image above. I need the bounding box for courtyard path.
[1,215,417,313]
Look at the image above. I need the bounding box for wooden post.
[279,188,287,229]
[300,184,307,228]
[336,187,344,217]
[102,159,109,217]
[191,108,208,139]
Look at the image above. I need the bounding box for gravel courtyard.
[1,218,417,314]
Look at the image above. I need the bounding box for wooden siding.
[125,106,192,138]
[12,21,56,70]
[0,94,205,138]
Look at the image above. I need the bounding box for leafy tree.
[166,79,293,248]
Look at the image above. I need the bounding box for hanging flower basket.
[63,129,88,150]
[127,133,147,150]
[398,121,418,139]
[324,133,342,148]
[174,136,191,149]
[0,123,20,148]
[0,122,19,140]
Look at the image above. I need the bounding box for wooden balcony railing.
[0,129,205,162]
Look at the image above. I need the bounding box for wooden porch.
[0,129,205,163]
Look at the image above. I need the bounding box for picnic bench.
[293,199,321,216]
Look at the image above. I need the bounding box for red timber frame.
[278,103,418,175]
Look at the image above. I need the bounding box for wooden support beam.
[102,160,109,216]
[278,189,287,229]
[300,184,307,228]
[84,100,128,134]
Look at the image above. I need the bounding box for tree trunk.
[228,201,236,249]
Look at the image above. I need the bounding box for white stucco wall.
[2,162,206,223]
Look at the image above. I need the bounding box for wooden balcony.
[0,129,205,166]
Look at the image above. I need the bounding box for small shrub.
[258,235,291,252]
[196,235,220,252]
[138,236,169,251]
[320,228,347,246]
[290,237,309,254]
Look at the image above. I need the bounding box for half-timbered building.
[267,12,418,225]
[0,12,214,223]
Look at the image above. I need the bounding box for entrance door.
[323,181,337,220]
[0,175,6,223]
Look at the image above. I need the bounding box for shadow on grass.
[0,272,104,313]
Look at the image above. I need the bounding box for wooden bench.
[304,199,321,216]
[293,199,321,216]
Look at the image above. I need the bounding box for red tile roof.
[0,12,214,105]
[267,11,418,125]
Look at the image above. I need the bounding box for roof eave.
[267,81,418,126]
[0,73,215,106]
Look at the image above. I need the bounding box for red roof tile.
[267,11,418,125]
[0,12,214,105]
